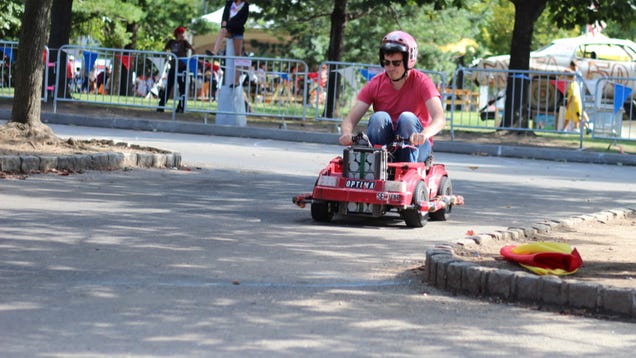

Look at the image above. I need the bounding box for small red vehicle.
[293,133,464,227]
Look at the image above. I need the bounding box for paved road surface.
[1,124,635,357]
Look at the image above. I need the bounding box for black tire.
[429,176,452,221]
[311,201,334,222]
[402,181,428,228]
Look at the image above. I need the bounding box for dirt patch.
[454,214,636,289]
[0,118,169,157]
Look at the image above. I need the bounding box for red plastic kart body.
[293,140,464,227]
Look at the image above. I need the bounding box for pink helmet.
[379,31,418,69]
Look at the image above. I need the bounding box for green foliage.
[3,0,633,69]
[72,0,144,48]
[249,0,468,73]
[137,0,213,50]
[71,0,214,50]
[548,0,636,30]
[473,0,579,57]
[0,0,24,40]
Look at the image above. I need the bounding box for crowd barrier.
[1,40,634,144]
[55,45,181,118]
[452,66,635,145]
[588,76,635,141]
[1,40,50,102]
[183,54,312,127]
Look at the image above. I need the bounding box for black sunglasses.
[382,60,402,67]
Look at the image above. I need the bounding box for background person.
[95,66,111,95]
[65,55,75,96]
[211,1,249,57]
[338,31,446,163]
[564,60,590,132]
[158,26,194,113]
[211,0,249,87]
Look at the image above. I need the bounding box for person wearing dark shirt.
[212,1,249,56]
[158,26,194,112]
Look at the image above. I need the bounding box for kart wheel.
[311,201,334,222]
[430,176,452,221]
[402,181,428,228]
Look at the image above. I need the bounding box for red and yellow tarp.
[500,242,583,276]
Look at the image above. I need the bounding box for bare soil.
[1,100,634,291]
[454,215,636,289]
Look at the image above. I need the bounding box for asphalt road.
[1,124,635,357]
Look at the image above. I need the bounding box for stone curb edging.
[425,208,636,319]
[0,151,182,174]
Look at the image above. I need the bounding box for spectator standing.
[564,60,590,132]
[211,60,221,101]
[158,26,194,112]
[66,55,75,96]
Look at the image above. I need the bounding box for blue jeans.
[366,111,431,162]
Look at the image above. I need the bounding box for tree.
[500,0,547,128]
[4,0,59,143]
[71,0,212,51]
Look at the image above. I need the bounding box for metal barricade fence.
[0,40,50,102]
[0,41,18,100]
[453,67,575,131]
[184,54,311,126]
[587,76,635,141]
[54,45,179,118]
[454,67,635,143]
[3,36,634,145]
[313,61,447,129]
[312,61,379,124]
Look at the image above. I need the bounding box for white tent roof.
[201,7,224,23]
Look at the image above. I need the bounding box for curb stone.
[425,208,636,320]
[0,151,182,174]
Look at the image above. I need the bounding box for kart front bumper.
[292,191,464,213]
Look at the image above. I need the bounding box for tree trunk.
[48,0,74,100]
[323,0,347,119]
[501,0,547,129]
[10,0,54,127]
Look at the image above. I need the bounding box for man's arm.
[339,100,370,145]
[410,96,445,145]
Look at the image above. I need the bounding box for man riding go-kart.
[293,31,463,227]
[338,30,445,162]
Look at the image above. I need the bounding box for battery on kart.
[342,147,387,180]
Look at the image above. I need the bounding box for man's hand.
[410,132,428,146]
[339,133,353,146]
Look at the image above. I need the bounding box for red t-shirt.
[66,60,74,79]
[357,70,440,128]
